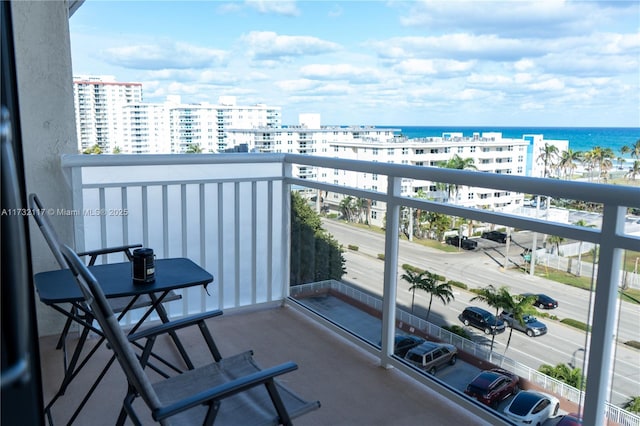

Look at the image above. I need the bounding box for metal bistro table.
[35,257,214,424]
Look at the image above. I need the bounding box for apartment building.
[73,75,142,153]
[226,114,568,226]
[121,101,171,154]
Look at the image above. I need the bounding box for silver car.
[500,311,547,337]
[404,341,458,375]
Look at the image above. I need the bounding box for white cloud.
[275,79,322,92]
[241,31,341,60]
[300,64,382,83]
[245,0,300,16]
[528,78,565,91]
[393,58,475,76]
[103,41,228,70]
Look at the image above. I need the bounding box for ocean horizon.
[381,126,639,158]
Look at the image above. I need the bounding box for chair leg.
[56,312,75,350]
[265,380,293,426]
[117,388,140,426]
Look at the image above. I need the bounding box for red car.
[464,368,520,408]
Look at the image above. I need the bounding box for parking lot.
[299,294,571,423]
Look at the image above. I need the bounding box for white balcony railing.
[62,152,640,426]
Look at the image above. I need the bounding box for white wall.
[12,0,78,335]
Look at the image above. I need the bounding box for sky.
[69,0,640,127]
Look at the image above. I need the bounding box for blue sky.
[70,1,640,127]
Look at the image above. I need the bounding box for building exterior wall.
[12,0,78,335]
[73,75,143,153]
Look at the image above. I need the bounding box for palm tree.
[502,292,537,351]
[629,139,640,160]
[589,146,614,182]
[470,285,509,352]
[437,154,477,203]
[574,219,596,277]
[557,149,582,180]
[626,160,640,182]
[401,268,428,315]
[537,143,559,178]
[421,272,454,323]
[401,268,453,322]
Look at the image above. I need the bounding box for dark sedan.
[522,293,558,309]
[445,235,478,250]
[391,335,425,357]
[481,230,509,243]
[465,368,520,408]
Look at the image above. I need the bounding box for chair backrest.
[28,193,68,268]
[59,244,163,412]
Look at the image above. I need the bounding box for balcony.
[40,301,483,425]
[42,152,640,426]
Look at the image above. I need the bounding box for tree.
[538,363,585,390]
[185,143,203,153]
[502,292,537,352]
[588,146,614,182]
[82,143,102,155]
[437,154,477,203]
[624,396,640,414]
[402,267,453,322]
[112,146,122,154]
[537,143,559,178]
[402,268,428,315]
[470,285,509,352]
[557,149,582,180]
[290,192,345,285]
[625,160,640,181]
[573,219,595,277]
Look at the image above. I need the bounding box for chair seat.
[108,290,182,314]
[153,351,320,426]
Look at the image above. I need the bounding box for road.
[321,219,640,406]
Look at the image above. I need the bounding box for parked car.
[556,413,583,426]
[503,391,560,425]
[403,341,457,375]
[464,368,520,408]
[522,293,558,309]
[390,335,425,357]
[460,306,506,335]
[481,230,509,243]
[500,311,547,337]
[445,235,478,250]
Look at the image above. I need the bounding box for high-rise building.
[73,75,143,153]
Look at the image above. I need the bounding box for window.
[402,148,408,155]
[372,148,379,155]
[457,146,464,153]
[518,155,524,162]
[470,146,476,152]
[371,211,377,219]
[468,193,474,199]
[373,174,378,181]
[388,148,394,155]
[415,161,424,166]
[429,185,437,192]
[416,149,424,154]
[444,147,450,153]
[430,148,438,154]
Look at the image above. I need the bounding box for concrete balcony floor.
[40,304,489,425]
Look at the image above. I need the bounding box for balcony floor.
[40,304,489,425]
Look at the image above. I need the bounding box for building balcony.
[36,152,640,426]
[40,300,482,425]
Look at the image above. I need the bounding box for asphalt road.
[321,218,640,406]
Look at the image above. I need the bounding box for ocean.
[387,126,639,158]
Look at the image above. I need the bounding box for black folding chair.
[29,193,182,367]
[60,244,320,425]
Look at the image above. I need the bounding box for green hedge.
[560,318,591,332]
[443,325,471,340]
[625,340,640,350]
[348,244,359,251]
[447,280,467,290]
